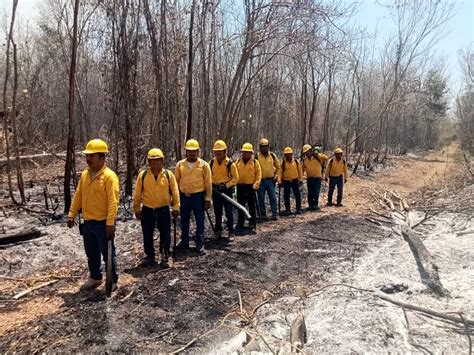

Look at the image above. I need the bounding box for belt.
[307,176,322,180]
[142,205,168,212]
[84,219,106,224]
[180,191,204,197]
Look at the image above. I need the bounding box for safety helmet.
[147,148,164,159]
[185,139,200,150]
[302,144,312,154]
[82,139,109,154]
[213,140,227,151]
[283,147,293,154]
[241,143,254,152]
[259,138,269,146]
[335,147,343,154]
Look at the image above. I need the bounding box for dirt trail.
[0,143,471,353]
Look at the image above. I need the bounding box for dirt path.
[0,143,471,353]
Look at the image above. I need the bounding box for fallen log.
[0,227,42,245]
[13,279,58,300]
[0,152,67,167]
[401,225,448,297]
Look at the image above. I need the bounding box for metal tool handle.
[105,239,113,298]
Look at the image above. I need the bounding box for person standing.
[175,139,212,254]
[133,148,180,268]
[235,143,262,234]
[210,140,239,241]
[278,147,303,215]
[257,138,280,220]
[302,144,328,211]
[325,147,348,207]
[67,139,120,291]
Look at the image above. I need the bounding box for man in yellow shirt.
[210,140,239,241]
[235,143,262,234]
[257,138,280,220]
[302,144,329,211]
[133,148,180,268]
[67,139,120,291]
[324,147,349,207]
[278,147,303,215]
[175,139,212,254]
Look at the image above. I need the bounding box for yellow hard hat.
[259,138,269,146]
[185,139,200,150]
[241,143,254,152]
[302,144,312,154]
[82,139,109,154]
[147,148,164,159]
[283,147,293,154]
[335,147,343,153]
[213,140,227,151]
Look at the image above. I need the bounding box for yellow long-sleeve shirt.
[279,159,303,182]
[236,158,262,188]
[133,168,180,213]
[326,158,349,180]
[175,158,212,201]
[210,157,239,188]
[257,152,281,179]
[303,153,329,178]
[68,165,119,226]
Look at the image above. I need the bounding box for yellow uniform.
[279,159,303,182]
[326,158,348,180]
[303,153,329,178]
[175,158,212,201]
[257,152,281,180]
[236,158,262,188]
[133,169,180,213]
[210,157,239,188]
[68,165,119,226]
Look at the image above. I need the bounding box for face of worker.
[285,153,293,161]
[305,150,313,158]
[186,149,199,162]
[214,150,226,162]
[335,153,343,160]
[242,151,252,161]
[148,158,164,170]
[260,145,269,154]
[86,153,105,172]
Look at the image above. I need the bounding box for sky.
[2,0,473,95]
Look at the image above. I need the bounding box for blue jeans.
[82,220,118,283]
[180,192,205,249]
[328,175,344,204]
[258,178,278,217]
[237,184,256,227]
[141,206,171,259]
[212,187,234,233]
[307,177,322,208]
[283,180,301,212]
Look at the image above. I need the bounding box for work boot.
[281,210,292,216]
[226,232,235,241]
[139,256,156,267]
[295,209,302,215]
[326,202,333,207]
[248,225,257,235]
[270,214,278,221]
[314,206,321,211]
[176,242,189,250]
[213,228,222,239]
[235,225,245,236]
[336,203,343,207]
[197,246,206,255]
[80,278,102,291]
[160,254,170,269]
[112,283,118,292]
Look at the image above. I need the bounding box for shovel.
[172,217,177,260]
[105,239,113,298]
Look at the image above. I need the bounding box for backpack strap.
[270,152,278,169]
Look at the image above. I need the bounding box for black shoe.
[176,242,189,250]
[213,229,222,239]
[314,206,321,211]
[225,232,235,241]
[270,215,278,221]
[336,203,343,207]
[281,210,292,216]
[139,257,156,267]
[295,210,302,215]
[197,246,206,255]
[327,202,333,207]
[159,258,170,269]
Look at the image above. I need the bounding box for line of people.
[66,138,348,292]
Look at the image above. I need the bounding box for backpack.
[282,159,300,175]
[141,169,172,196]
[305,153,325,175]
[327,158,346,176]
[209,158,233,178]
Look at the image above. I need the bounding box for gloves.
[218,183,227,192]
[171,210,179,218]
